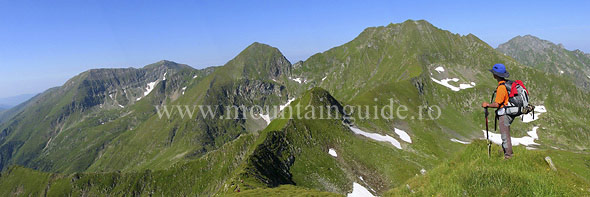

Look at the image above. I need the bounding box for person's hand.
[482,102,489,108]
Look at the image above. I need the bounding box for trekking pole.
[485,107,491,157]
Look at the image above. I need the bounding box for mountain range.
[0,20,589,196]
[497,35,590,91]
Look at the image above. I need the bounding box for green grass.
[228,185,341,196]
[385,140,590,196]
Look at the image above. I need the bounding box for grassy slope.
[386,140,590,196]
[228,185,341,197]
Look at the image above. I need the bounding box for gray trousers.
[498,115,515,157]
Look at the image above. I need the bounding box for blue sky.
[1,0,589,98]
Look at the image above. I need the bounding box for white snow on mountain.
[118,104,124,108]
[144,81,157,96]
[431,77,476,91]
[527,126,539,139]
[459,82,476,89]
[348,182,374,197]
[522,106,547,123]
[394,128,412,143]
[484,126,540,147]
[193,75,197,79]
[163,71,167,80]
[136,80,158,101]
[450,138,471,144]
[289,77,303,84]
[435,66,445,73]
[349,126,402,149]
[258,114,271,125]
[328,148,338,157]
[322,76,327,81]
[279,98,296,111]
[181,87,187,95]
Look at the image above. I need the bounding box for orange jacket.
[495,81,509,108]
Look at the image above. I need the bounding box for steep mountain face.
[0,20,589,196]
[497,35,590,90]
[0,61,199,172]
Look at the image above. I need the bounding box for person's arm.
[481,101,500,108]
[482,85,507,108]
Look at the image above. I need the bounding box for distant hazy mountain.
[497,35,590,90]
[0,93,36,109]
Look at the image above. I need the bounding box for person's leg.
[499,115,513,158]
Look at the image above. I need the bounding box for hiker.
[481,64,515,159]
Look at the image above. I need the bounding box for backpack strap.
[515,80,529,94]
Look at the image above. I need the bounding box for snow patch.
[527,126,539,139]
[394,128,412,143]
[348,182,374,197]
[163,71,167,80]
[143,81,157,96]
[431,77,475,91]
[181,87,187,95]
[483,126,540,147]
[193,75,197,79]
[258,114,271,125]
[522,106,547,123]
[435,66,445,73]
[349,126,402,149]
[289,77,303,84]
[451,138,471,144]
[118,104,124,108]
[109,94,113,99]
[279,98,296,111]
[322,76,327,81]
[136,80,158,101]
[328,148,338,157]
[459,83,475,89]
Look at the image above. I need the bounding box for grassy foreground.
[229,185,341,197]
[385,140,590,196]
